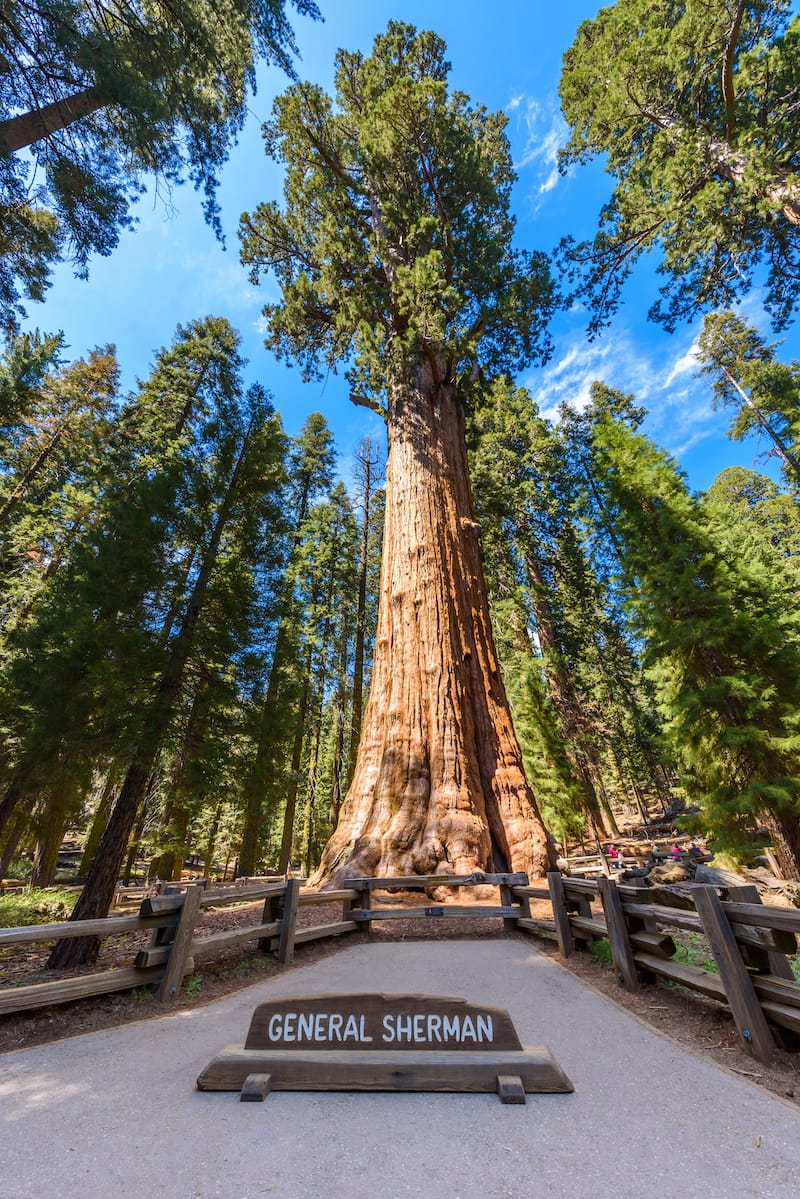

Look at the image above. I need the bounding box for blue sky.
[27,1,800,490]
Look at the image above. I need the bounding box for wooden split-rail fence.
[1,870,799,1065]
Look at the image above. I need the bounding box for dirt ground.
[1,891,799,1108]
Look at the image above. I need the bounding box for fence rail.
[0,878,356,1013]
[2,869,800,1064]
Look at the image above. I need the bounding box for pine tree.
[48,381,287,963]
[236,412,335,876]
[707,466,800,567]
[468,377,668,840]
[0,1,320,327]
[559,0,800,333]
[347,436,385,784]
[588,407,800,877]
[697,311,800,487]
[0,344,119,646]
[289,484,358,874]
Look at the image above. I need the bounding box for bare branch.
[349,392,387,422]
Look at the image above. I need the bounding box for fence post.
[547,871,573,958]
[499,873,523,933]
[349,880,372,936]
[158,884,204,1002]
[693,885,774,1063]
[258,887,283,955]
[277,877,301,966]
[340,883,366,932]
[515,884,532,921]
[597,877,639,992]
[725,884,799,1053]
[725,884,795,978]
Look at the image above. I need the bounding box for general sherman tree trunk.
[313,364,554,885]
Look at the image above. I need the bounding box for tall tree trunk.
[0,814,28,878]
[30,797,70,888]
[278,658,312,875]
[301,618,334,875]
[237,457,320,875]
[592,749,622,835]
[167,802,192,882]
[330,631,349,827]
[521,543,612,835]
[348,439,379,780]
[301,706,324,877]
[301,558,337,873]
[149,800,175,881]
[313,367,554,884]
[125,795,151,886]
[0,87,106,153]
[78,771,117,876]
[47,429,251,966]
[718,365,800,485]
[204,801,224,879]
[237,620,292,876]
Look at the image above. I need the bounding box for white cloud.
[539,166,560,194]
[663,338,701,387]
[181,254,263,314]
[507,93,570,206]
[524,322,720,458]
[670,427,716,458]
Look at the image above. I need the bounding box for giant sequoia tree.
[241,23,556,882]
[559,0,800,332]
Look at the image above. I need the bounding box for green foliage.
[0,0,320,328]
[468,376,672,841]
[697,312,800,487]
[589,937,612,966]
[586,404,800,868]
[706,467,800,578]
[0,887,75,927]
[559,0,800,332]
[184,974,203,997]
[0,329,64,426]
[2,856,32,881]
[241,21,554,401]
[0,316,296,897]
[0,341,120,652]
[674,934,717,975]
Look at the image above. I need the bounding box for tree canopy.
[240,20,554,404]
[697,310,800,485]
[559,0,800,333]
[0,0,320,329]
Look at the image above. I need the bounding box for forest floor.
[1,891,798,1108]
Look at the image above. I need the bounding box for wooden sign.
[244,993,522,1051]
[197,993,573,1104]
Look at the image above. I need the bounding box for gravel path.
[1,939,798,1199]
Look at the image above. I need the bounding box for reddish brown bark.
[0,88,106,153]
[759,808,800,882]
[312,363,554,885]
